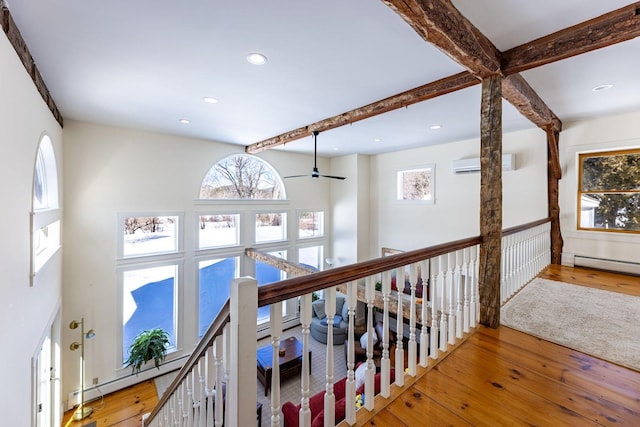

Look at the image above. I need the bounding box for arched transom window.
[199,154,285,200]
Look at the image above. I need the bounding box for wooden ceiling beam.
[382,0,561,133]
[502,2,640,75]
[382,0,501,77]
[502,74,562,132]
[246,71,479,154]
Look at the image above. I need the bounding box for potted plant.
[124,328,170,375]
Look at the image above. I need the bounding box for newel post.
[228,277,258,427]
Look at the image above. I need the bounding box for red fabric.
[282,370,396,427]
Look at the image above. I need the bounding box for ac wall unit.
[452,153,515,174]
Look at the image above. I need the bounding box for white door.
[34,314,61,427]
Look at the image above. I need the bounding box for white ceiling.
[7,0,640,157]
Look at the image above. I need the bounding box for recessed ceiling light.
[203,97,219,104]
[592,84,613,92]
[430,124,442,130]
[246,52,268,65]
[179,119,190,124]
[374,138,381,142]
[333,147,339,151]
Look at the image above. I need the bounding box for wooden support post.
[479,74,502,329]
[547,128,564,265]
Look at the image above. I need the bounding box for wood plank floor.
[61,265,640,426]
[61,380,157,427]
[353,265,640,426]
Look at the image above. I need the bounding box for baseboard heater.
[574,255,640,276]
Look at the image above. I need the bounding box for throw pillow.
[354,363,367,390]
[335,293,346,316]
[312,299,326,320]
[341,300,349,321]
[359,331,378,350]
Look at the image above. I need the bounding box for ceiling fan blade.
[320,174,347,180]
[283,174,309,179]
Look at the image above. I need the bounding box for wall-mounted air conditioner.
[452,153,515,174]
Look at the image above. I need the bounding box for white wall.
[369,127,549,255]
[61,120,331,401]
[0,33,64,424]
[559,110,640,264]
[330,154,371,266]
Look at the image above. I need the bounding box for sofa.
[281,365,396,427]
[310,292,349,345]
[344,321,396,366]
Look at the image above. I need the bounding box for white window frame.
[396,164,435,203]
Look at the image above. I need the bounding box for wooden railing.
[143,218,551,427]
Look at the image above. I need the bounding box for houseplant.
[124,328,170,375]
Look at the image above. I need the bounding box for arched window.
[199,154,285,200]
[32,135,60,283]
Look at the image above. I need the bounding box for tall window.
[298,211,324,239]
[31,135,60,284]
[118,213,183,367]
[198,256,239,337]
[578,149,640,232]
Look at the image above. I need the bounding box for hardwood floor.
[61,265,639,426]
[61,380,157,427]
[353,265,640,426]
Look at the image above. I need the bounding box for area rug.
[501,278,640,371]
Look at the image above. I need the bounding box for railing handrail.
[502,217,551,237]
[144,300,231,426]
[258,216,551,307]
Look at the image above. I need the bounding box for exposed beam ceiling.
[249,1,640,154]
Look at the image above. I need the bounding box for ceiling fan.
[284,131,346,180]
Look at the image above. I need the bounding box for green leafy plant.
[124,328,170,375]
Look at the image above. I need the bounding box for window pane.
[255,213,286,243]
[256,251,286,323]
[33,220,60,273]
[579,193,640,231]
[198,257,238,337]
[122,265,177,362]
[198,214,239,249]
[123,216,178,257]
[298,246,323,270]
[581,152,640,192]
[199,154,284,200]
[397,167,433,201]
[298,211,324,239]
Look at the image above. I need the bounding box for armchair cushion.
[312,299,326,319]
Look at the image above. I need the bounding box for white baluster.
[364,277,376,411]
[324,287,336,425]
[447,252,456,345]
[204,347,214,427]
[395,266,405,387]
[429,258,439,360]
[270,302,283,427]
[439,255,448,351]
[381,271,392,397]
[186,370,194,426]
[419,260,429,367]
[455,250,464,339]
[299,293,312,427]
[408,263,418,376]
[344,282,357,424]
[462,248,471,334]
[469,245,479,327]
[213,336,224,427]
